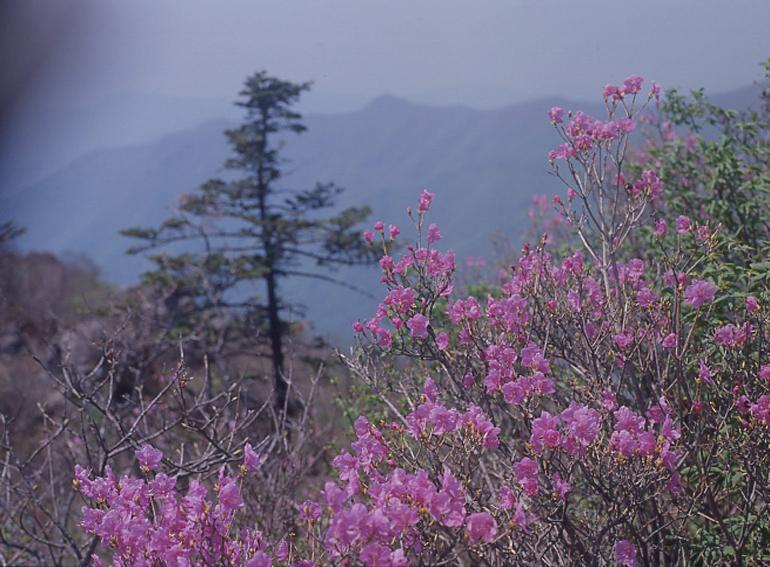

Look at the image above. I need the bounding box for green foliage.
[654,65,770,273]
[639,61,770,565]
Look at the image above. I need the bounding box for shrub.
[75,73,770,566]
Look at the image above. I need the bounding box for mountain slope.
[4,85,762,339]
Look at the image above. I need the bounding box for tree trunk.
[265,269,286,413]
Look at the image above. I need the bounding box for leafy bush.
[70,71,770,566]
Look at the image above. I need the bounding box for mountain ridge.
[3,84,762,339]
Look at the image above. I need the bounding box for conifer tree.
[123,72,374,412]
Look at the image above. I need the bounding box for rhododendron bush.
[72,73,770,566]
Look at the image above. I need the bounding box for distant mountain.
[3,85,763,340]
[0,92,237,193]
[4,118,232,283]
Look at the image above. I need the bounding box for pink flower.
[389,549,408,567]
[548,106,564,124]
[373,220,384,232]
[363,230,375,244]
[664,269,687,288]
[684,280,717,309]
[614,540,638,567]
[497,485,515,510]
[603,84,621,100]
[243,443,263,473]
[388,224,400,239]
[379,255,394,272]
[246,551,271,567]
[549,143,576,161]
[464,405,500,449]
[553,472,571,501]
[651,81,663,102]
[617,118,635,134]
[601,388,618,411]
[714,322,751,348]
[298,500,322,522]
[514,457,539,496]
[675,215,691,233]
[435,331,449,350]
[276,540,289,561]
[759,364,770,381]
[746,295,760,313]
[750,395,770,424]
[422,377,439,402]
[418,190,435,213]
[359,543,391,566]
[661,120,676,141]
[561,403,602,449]
[621,75,643,95]
[466,512,498,543]
[407,314,429,339]
[632,170,662,198]
[654,219,667,237]
[136,444,163,472]
[637,287,656,308]
[698,360,714,384]
[427,223,442,244]
[614,407,645,435]
[217,476,243,513]
[662,333,677,349]
[613,331,634,349]
[430,469,467,528]
[513,501,531,532]
[530,411,561,454]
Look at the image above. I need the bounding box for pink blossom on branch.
[407,314,429,339]
[615,540,638,567]
[417,189,435,213]
[466,512,498,544]
[135,444,163,472]
[242,442,264,473]
[684,280,717,309]
[427,223,442,244]
[675,215,691,233]
[548,106,564,124]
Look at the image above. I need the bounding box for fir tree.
[123,71,374,412]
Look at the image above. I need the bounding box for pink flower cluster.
[714,322,752,348]
[76,446,286,567]
[323,415,506,563]
[406,379,500,449]
[529,403,602,457]
[603,75,644,100]
[548,110,636,162]
[547,77,653,164]
[684,279,717,309]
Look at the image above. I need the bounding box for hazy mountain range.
[1,85,762,340]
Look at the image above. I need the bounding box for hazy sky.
[12,0,770,112]
[2,0,769,190]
